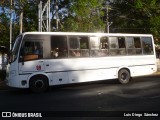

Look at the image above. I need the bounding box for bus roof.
[21,32,153,37]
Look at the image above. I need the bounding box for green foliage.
[13,0,38,32]
[62,0,105,32]
[0,10,10,48]
[134,0,160,42]
[110,0,160,38]
[0,0,160,48]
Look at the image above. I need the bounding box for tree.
[134,0,160,45]
[110,0,160,40]
[0,0,10,48]
[0,13,10,47]
[1,0,160,48]
[109,0,148,33]
[61,0,105,32]
[13,0,38,32]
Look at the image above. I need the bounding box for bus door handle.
[39,61,44,63]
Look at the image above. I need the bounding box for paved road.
[0,74,160,119]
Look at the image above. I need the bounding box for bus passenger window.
[80,36,89,57]
[81,50,89,57]
[69,36,89,58]
[118,37,125,48]
[90,37,99,49]
[134,38,141,48]
[100,37,109,56]
[118,37,126,55]
[126,37,135,55]
[109,37,118,56]
[90,37,100,57]
[21,41,43,61]
[70,50,81,57]
[126,37,142,55]
[134,37,142,55]
[142,37,153,55]
[51,48,59,58]
[69,36,79,49]
[126,37,134,48]
[51,36,68,58]
[100,37,108,49]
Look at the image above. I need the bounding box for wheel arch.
[28,73,50,93]
[28,72,50,86]
[117,66,131,78]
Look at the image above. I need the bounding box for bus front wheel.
[29,75,49,93]
[118,69,131,84]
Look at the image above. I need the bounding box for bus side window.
[69,36,89,58]
[90,37,100,57]
[118,37,126,55]
[80,36,89,57]
[21,41,43,61]
[126,37,142,55]
[100,37,109,56]
[109,37,118,56]
[142,37,153,55]
[134,37,142,55]
[51,36,68,59]
[69,36,80,57]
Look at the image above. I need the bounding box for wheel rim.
[121,72,127,81]
[34,80,44,89]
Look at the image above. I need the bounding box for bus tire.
[29,75,49,93]
[118,69,131,84]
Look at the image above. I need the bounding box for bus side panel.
[130,65,157,77]
[68,68,117,83]
[52,72,69,85]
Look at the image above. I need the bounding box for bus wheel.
[118,69,131,84]
[29,75,49,93]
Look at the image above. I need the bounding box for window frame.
[68,35,89,58]
[20,39,44,62]
[108,36,127,56]
[141,37,154,55]
[51,35,68,59]
[126,37,142,55]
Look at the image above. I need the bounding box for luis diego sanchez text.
[124,112,159,117]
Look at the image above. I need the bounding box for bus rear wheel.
[118,69,131,84]
[29,75,49,93]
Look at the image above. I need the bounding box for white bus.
[6,32,157,92]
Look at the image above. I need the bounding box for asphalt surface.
[0,70,160,120]
[0,74,160,119]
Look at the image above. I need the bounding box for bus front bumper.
[6,75,29,88]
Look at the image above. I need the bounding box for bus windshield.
[11,35,22,62]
